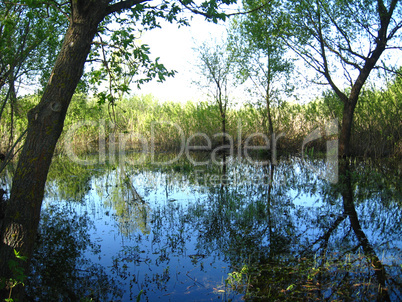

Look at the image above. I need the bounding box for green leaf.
[286,284,295,291]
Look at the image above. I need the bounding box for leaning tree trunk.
[325,1,391,158]
[0,2,107,299]
[338,47,385,158]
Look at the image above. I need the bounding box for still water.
[11,153,401,301]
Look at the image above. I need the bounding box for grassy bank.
[1,83,401,159]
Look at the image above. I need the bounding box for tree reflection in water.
[18,154,401,301]
[188,158,402,301]
[26,205,122,301]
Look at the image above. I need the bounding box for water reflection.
[18,153,401,301]
[27,205,121,301]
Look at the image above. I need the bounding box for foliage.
[225,264,251,294]
[228,0,294,136]
[0,0,65,91]
[87,23,176,110]
[0,0,66,161]
[0,249,27,302]
[194,40,235,150]
[2,77,400,159]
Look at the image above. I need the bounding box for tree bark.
[339,101,356,158]
[0,1,108,299]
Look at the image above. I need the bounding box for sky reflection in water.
[27,155,402,301]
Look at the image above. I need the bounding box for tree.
[196,41,233,150]
[0,0,66,167]
[0,0,236,299]
[228,0,294,158]
[278,0,402,157]
[195,40,234,176]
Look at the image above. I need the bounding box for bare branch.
[323,40,363,72]
[319,0,369,63]
[387,20,402,40]
[315,3,348,103]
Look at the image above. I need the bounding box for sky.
[18,4,400,105]
[136,15,338,105]
[18,11,229,103]
[135,8,402,106]
[138,16,229,103]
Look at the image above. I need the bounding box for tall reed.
[1,80,400,159]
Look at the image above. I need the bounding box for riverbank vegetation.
[1,74,401,159]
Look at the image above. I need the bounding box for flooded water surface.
[13,153,401,301]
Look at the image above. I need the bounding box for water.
[16,153,401,301]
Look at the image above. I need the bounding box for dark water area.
[3,153,401,301]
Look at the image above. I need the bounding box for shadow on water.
[3,152,399,301]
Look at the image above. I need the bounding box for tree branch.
[179,0,216,20]
[225,2,272,18]
[319,1,368,64]
[387,20,402,41]
[105,0,150,16]
[45,0,70,20]
[179,0,270,21]
[315,2,348,103]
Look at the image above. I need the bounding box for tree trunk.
[0,2,107,299]
[319,0,392,158]
[339,101,356,158]
[220,97,227,176]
